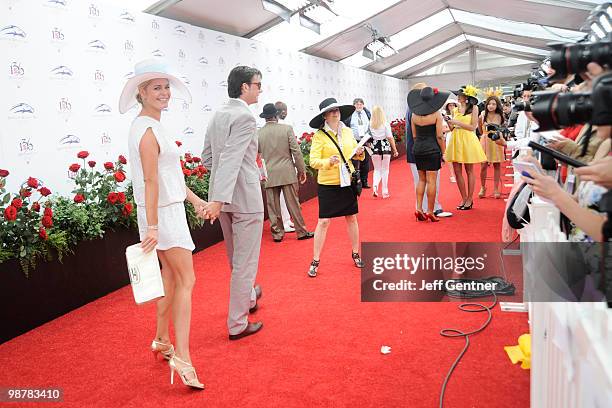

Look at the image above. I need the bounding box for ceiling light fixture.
[362,26,398,61]
[261,0,293,22]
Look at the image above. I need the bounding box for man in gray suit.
[257,103,314,243]
[202,66,264,340]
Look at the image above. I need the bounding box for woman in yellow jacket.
[307,98,365,277]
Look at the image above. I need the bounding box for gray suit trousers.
[219,211,264,335]
[266,184,308,240]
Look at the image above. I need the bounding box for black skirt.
[371,139,392,155]
[318,184,358,218]
[415,153,442,171]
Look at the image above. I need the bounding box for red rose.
[31,202,41,212]
[107,192,118,204]
[4,206,17,221]
[20,189,32,198]
[175,140,182,147]
[122,203,133,216]
[73,194,85,203]
[183,169,192,176]
[192,156,201,163]
[118,155,127,164]
[27,177,39,188]
[77,150,89,159]
[69,163,80,173]
[39,187,51,196]
[0,169,9,178]
[184,153,193,163]
[44,207,53,217]
[104,162,114,170]
[11,198,23,209]
[114,171,126,182]
[39,227,48,240]
[117,192,126,204]
[88,160,96,168]
[42,215,53,228]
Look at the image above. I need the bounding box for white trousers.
[371,154,391,195]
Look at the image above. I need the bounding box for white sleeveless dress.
[128,116,195,251]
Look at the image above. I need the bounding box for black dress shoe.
[229,322,263,340]
[254,284,262,300]
[273,237,283,242]
[249,302,258,313]
[297,232,314,240]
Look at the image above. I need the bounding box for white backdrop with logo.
[1,0,410,195]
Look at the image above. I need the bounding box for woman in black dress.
[407,86,450,222]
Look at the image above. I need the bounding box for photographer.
[478,95,506,199]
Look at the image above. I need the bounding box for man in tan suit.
[257,103,313,243]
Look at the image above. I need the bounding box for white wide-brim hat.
[443,97,459,110]
[118,58,192,114]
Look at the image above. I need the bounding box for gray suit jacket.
[257,122,306,188]
[202,99,263,214]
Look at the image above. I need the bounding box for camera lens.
[513,100,531,112]
[530,90,592,131]
[550,39,612,79]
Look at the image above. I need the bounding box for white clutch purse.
[125,243,165,304]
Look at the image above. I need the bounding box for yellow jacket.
[309,125,365,185]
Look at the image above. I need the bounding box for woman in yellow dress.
[444,85,487,210]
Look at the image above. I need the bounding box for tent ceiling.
[149,0,602,84]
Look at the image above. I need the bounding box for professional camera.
[513,99,531,112]
[530,71,612,131]
[549,37,611,80]
[512,69,550,98]
[485,123,512,141]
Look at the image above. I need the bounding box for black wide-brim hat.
[309,97,355,128]
[451,86,479,105]
[407,87,451,115]
[259,102,278,118]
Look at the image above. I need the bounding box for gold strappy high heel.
[169,356,205,390]
[151,339,175,361]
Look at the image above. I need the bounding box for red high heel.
[414,210,427,221]
[426,213,440,222]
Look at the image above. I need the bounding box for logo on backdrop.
[50,27,65,42]
[181,101,190,112]
[215,35,226,45]
[218,57,226,67]
[183,127,195,137]
[124,40,134,53]
[93,103,111,116]
[201,79,208,89]
[119,11,136,23]
[18,138,35,155]
[219,80,228,88]
[249,43,257,51]
[50,65,74,79]
[58,97,72,113]
[88,3,101,18]
[151,20,160,30]
[44,0,68,9]
[234,40,240,51]
[180,75,190,85]
[58,134,80,149]
[9,61,25,78]
[198,31,205,42]
[93,69,105,83]
[152,49,164,57]
[174,25,186,36]
[198,57,208,66]
[100,132,111,145]
[178,49,186,61]
[8,103,35,119]
[1,25,27,41]
[88,39,106,52]
[202,105,212,112]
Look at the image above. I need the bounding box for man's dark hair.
[353,98,364,105]
[227,66,262,98]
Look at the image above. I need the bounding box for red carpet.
[0,158,529,407]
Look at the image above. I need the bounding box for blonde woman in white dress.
[119,59,206,390]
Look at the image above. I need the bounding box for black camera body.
[485,123,512,141]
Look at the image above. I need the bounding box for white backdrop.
[2,0,410,195]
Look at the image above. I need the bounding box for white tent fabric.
[148,0,605,88]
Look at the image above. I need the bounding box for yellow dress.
[444,108,487,164]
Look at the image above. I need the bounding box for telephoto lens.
[530,91,592,131]
[513,100,531,112]
[549,39,612,79]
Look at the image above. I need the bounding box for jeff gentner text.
[372,279,498,291]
